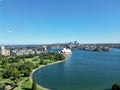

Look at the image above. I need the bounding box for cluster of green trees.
[1,52,65,79]
[32,78,37,90]
[39,52,65,60]
[94,47,110,52]
[0,52,65,89]
[39,52,65,65]
[112,84,120,90]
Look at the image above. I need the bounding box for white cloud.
[8,30,12,33]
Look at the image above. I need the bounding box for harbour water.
[32,48,120,90]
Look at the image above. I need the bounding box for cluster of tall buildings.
[0,46,10,56]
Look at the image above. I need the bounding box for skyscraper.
[74,41,77,45]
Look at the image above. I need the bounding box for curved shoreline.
[30,59,67,90]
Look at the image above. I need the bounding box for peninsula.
[0,45,66,90]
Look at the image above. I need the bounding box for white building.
[0,46,10,56]
[0,46,5,55]
[60,48,72,54]
[43,46,47,51]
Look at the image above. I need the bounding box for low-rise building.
[60,48,72,54]
[0,46,10,56]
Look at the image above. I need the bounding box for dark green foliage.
[9,63,18,69]
[39,58,44,65]
[55,54,65,61]
[94,47,110,52]
[39,52,65,65]
[8,57,21,63]
[1,58,8,65]
[112,84,120,90]
[34,63,39,68]
[43,61,47,65]
[102,47,110,51]
[0,82,5,89]
[2,67,20,79]
[39,52,64,60]
[95,48,101,51]
[19,61,34,72]
[12,54,35,60]
[25,54,35,58]
[0,55,5,61]
[59,54,65,60]
[1,51,65,83]
[32,78,36,90]
[13,70,20,79]
[54,53,65,61]
[24,70,31,77]
[33,56,39,61]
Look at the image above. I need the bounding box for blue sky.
[0,0,120,45]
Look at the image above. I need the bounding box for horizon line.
[1,42,120,46]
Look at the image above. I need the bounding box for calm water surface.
[33,49,120,90]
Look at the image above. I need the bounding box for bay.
[32,48,120,90]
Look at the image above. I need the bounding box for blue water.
[33,48,120,90]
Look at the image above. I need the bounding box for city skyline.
[0,0,120,45]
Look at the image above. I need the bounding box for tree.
[0,82,5,89]
[22,58,25,63]
[26,54,35,58]
[24,70,31,77]
[32,78,37,90]
[12,68,20,79]
[2,67,20,79]
[39,57,44,65]
[59,54,65,60]
[1,58,8,65]
[2,66,12,78]
[54,53,65,61]
[112,84,120,90]
[19,61,34,72]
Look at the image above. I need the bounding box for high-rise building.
[74,41,77,45]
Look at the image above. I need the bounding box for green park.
[0,52,65,90]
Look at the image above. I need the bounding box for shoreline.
[30,58,67,90]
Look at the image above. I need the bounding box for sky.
[0,0,120,45]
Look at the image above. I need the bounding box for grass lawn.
[0,55,65,90]
[22,79,32,89]
[15,57,46,90]
[25,57,40,65]
[21,78,43,90]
